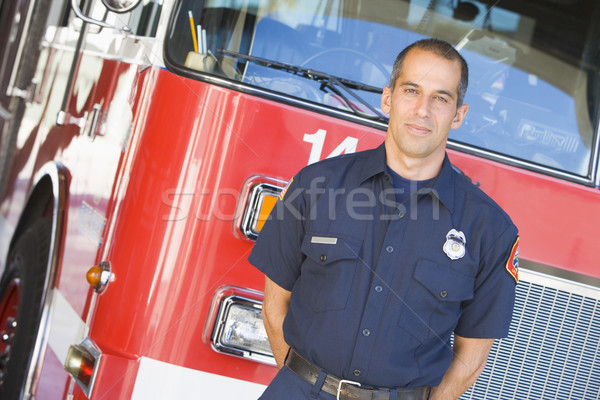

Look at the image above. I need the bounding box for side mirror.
[102,0,142,13]
[70,0,137,32]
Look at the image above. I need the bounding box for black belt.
[285,349,430,400]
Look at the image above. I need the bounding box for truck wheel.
[0,218,52,398]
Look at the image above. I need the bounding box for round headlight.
[102,0,141,13]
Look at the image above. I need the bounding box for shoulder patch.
[505,236,519,284]
[279,177,293,200]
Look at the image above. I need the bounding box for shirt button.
[353,369,361,377]
[440,290,448,298]
[362,329,370,337]
[320,254,327,262]
[386,246,394,253]
[375,285,383,293]
[398,210,405,218]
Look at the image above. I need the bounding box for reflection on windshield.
[167,0,599,177]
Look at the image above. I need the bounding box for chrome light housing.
[208,287,275,366]
[237,177,285,241]
[102,0,141,13]
[64,337,102,397]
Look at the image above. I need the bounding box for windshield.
[166,0,600,178]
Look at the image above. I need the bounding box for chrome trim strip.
[0,105,11,121]
[80,48,149,65]
[520,263,600,301]
[5,0,36,98]
[520,259,600,295]
[594,109,600,188]
[41,41,78,52]
[22,162,68,398]
[589,74,600,188]
[42,40,148,66]
[52,35,156,63]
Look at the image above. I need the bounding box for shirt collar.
[358,143,388,184]
[427,154,455,212]
[359,143,456,212]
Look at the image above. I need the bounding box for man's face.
[381,48,468,170]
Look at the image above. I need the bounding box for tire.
[0,217,52,399]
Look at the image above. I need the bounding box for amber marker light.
[85,261,112,293]
[255,194,278,232]
[86,266,103,288]
[239,181,283,240]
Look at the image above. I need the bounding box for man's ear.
[381,86,392,115]
[451,104,469,129]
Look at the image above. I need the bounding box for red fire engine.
[0,0,599,399]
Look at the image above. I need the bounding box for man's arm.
[263,275,292,369]
[429,335,494,400]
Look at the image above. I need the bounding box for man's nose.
[414,96,431,118]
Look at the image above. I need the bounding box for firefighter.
[249,38,519,400]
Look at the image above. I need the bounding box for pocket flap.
[301,234,362,265]
[414,260,474,302]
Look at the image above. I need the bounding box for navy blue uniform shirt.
[249,143,518,389]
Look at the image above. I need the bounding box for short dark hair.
[389,38,469,108]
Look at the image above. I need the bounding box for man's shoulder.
[452,167,516,229]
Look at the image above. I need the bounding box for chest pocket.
[298,233,363,313]
[398,259,474,342]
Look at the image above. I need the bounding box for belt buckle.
[337,379,362,400]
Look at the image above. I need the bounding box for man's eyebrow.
[399,80,456,99]
[399,80,420,88]
[436,89,455,99]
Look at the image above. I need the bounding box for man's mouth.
[405,123,431,135]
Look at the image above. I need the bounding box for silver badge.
[443,229,466,260]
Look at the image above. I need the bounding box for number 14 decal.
[303,129,358,165]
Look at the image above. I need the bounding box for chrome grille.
[461,269,600,400]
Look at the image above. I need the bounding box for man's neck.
[384,140,445,180]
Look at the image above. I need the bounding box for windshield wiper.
[220,49,387,121]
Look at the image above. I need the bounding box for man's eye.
[435,96,449,102]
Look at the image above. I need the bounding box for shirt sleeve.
[248,172,306,291]
[454,224,519,338]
